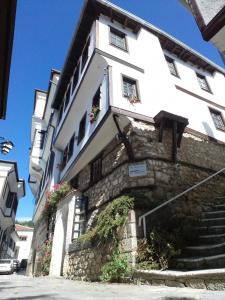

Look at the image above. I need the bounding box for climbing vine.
[42,182,71,220]
[78,195,134,244]
[38,239,52,276]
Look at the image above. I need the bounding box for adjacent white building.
[28,0,225,277]
[0,160,25,258]
[15,224,33,262]
[180,0,225,62]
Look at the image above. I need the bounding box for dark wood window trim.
[58,102,64,125]
[72,63,80,93]
[110,27,127,51]
[92,86,101,108]
[12,196,18,214]
[61,134,75,170]
[81,38,90,71]
[77,113,87,145]
[209,107,225,132]
[67,134,75,162]
[64,83,71,111]
[196,72,212,93]
[165,55,179,77]
[5,191,15,208]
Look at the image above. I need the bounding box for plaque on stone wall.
[128,162,147,177]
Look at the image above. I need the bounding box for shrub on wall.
[136,203,199,270]
[77,195,134,282]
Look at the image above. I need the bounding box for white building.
[15,224,33,262]
[28,0,225,277]
[0,160,25,258]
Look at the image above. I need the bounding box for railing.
[138,167,225,237]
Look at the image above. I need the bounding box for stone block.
[151,279,165,286]
[205,280,225,291]
[185,279,206,289]
[165,280,185,288]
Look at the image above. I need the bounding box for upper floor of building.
[29,0,225,218]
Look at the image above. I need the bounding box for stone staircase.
[175,202,225,270]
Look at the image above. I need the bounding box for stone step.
[183,241,225,257]
[175,253,225,270]
[204,210,225,218]
[197,225,225,235]
[198,233,225,245]
[214,204,225,210]
[200,217,225,226]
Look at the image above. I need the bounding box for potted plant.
[89,105,100,123]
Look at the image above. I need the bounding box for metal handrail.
[138,166,225,237]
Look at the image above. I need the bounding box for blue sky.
[1,0,223,220]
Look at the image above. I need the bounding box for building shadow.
[202,121,217,142]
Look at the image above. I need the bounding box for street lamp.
[0,137,14,155]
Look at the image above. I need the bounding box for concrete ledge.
[134,269,225,290]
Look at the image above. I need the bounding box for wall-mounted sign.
[128,162,147,177]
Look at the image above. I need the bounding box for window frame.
[81,38,90,71]
[109,27,128,51]
[92,86,101,108]
[209,107,225,132]
[72,62,80,94]
[77,113,87,145]
[122,75,139,100]
[34,130,45,150]
[61,134,75,170]
[165,55,179,78]
[64,82,71,111]
[196,72,211,93]
[5,191,16,208]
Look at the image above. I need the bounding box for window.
[67,134,75,161]
[34,130,45,149]
[47,151,55,178]
[5,192,16,208]
[77,113,86,144]
[110,27,127,50]
[64,83,71,111]
[209,108,225,131]
[122,77,137,98]
[58,102,64,125]
[19,236,27,241]
[91,156,102,184]
[165,56,179,77]
[72,63,80,93]
[81,38,90,71]
[61,134,75,170]
[92,86,101,108]
[196,73,211,92]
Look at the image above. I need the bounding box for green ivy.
[77,195,134,282]
[78,195,134,244]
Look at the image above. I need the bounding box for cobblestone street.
[1,273,225,300]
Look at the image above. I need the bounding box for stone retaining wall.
[65,119,225,281]
[64,210,137,281]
